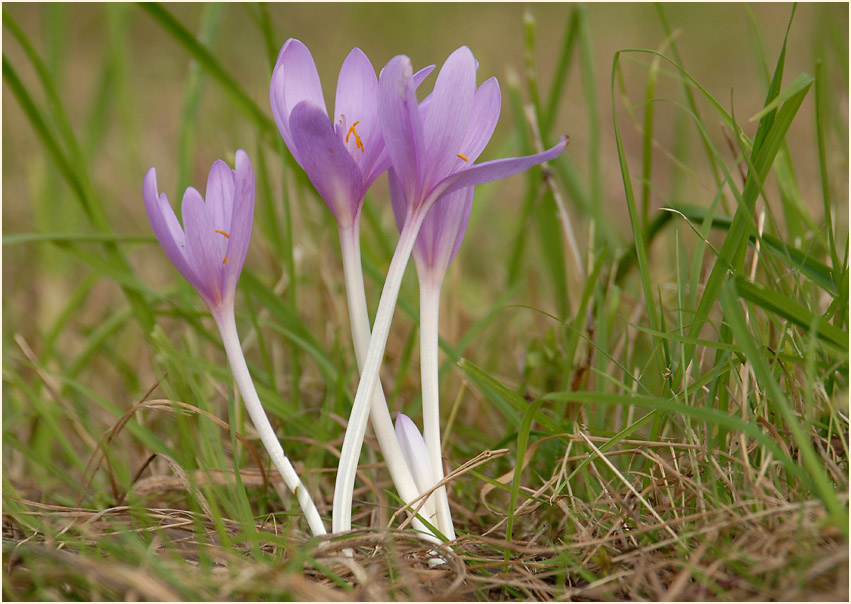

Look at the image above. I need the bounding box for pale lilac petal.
[270,39,326,164]
[182,187,221,306]
[205,160,235,234]
[388,168,409,232]
[414,186,474,278]
[224,150,254,294]
[289,101,363,227]
[143,168,194,281]
[412,64,436,89]
[395,413,435,495]
[334,48,383,179]
[460,77,501,163]
[430,135,569,201]
[421,47,476,189]
[378,55,425,206]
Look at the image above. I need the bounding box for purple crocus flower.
[271,39,384,229]
[270,37,434,230]
[142,150,253,318]
[142,151,326,537]
[333,46,568,536]
[271,40,444,541]
[379,46,567,228]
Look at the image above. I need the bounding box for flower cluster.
[143,39,567,541]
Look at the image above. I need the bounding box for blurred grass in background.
[3,2,849,600]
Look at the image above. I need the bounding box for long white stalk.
[418,276,456,540]
[332,212,425,534]
[215,310,327,537]
[338,226,438,532]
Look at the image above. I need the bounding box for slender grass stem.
[215,308,327,537]
[338,225,438,534]
[418,275,456,540]
[332,211,425,535]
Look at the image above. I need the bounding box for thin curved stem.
[332,211,425,535]
[215,309,327,537]
[418,275,456,540]
[338,225,438,532]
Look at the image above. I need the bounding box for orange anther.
[457,153,469,162]
[214,230,230,238]
[346,121,364,152]
[222,255,229,265]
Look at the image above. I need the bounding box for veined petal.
[460,77,501,163]
[395,413,435,496]
[182,187,222,306]
[378,55,425,207]
[388,168,409,233]
[429,135,569,202]
[143,168,196,284]
[289,101,363,228]
[413,186,474,280]
[205,160,235,234]
[334,48,382,179]
[412,64,436,89]
[270,39,326,164]
[421,46,476,189]
[224,150,254,295]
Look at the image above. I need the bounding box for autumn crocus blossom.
[143,151,255,316]
[333,46,568,535]
[143,151,326,537]
[271,40,441,541]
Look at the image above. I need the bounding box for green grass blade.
[720,280,846,532]
[732,276,846,351]
[139,2,276,138]
[177,3,224,195]
[506,399,543,552]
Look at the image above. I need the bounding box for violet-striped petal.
[413,186,474,278]
[379,55,425,207]
[421,46,476,188]
[429,135,569,202]
[460,77,501,163]
[270,39,326,164]
[143,169,195,285]
[181,186,223,305]
[223,150,254,294]
[205,160,235,235]
[334,48,382,177]
[388,168,409,233]
[289,101,363,227]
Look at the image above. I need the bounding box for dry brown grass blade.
[7,542,183,601]
[309,529,467,601]
[77,398,268,506]
[579,431,680,540]
[388,448,510,533]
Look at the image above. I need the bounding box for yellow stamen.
[346,121,364,152]
[457,153,469,162]
[214,230,230,238]
[222,255,229,265]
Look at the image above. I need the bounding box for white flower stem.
[338,226,438,532]
[332,211,425,535]
[215,309,327,537]
[418,275,456,541]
